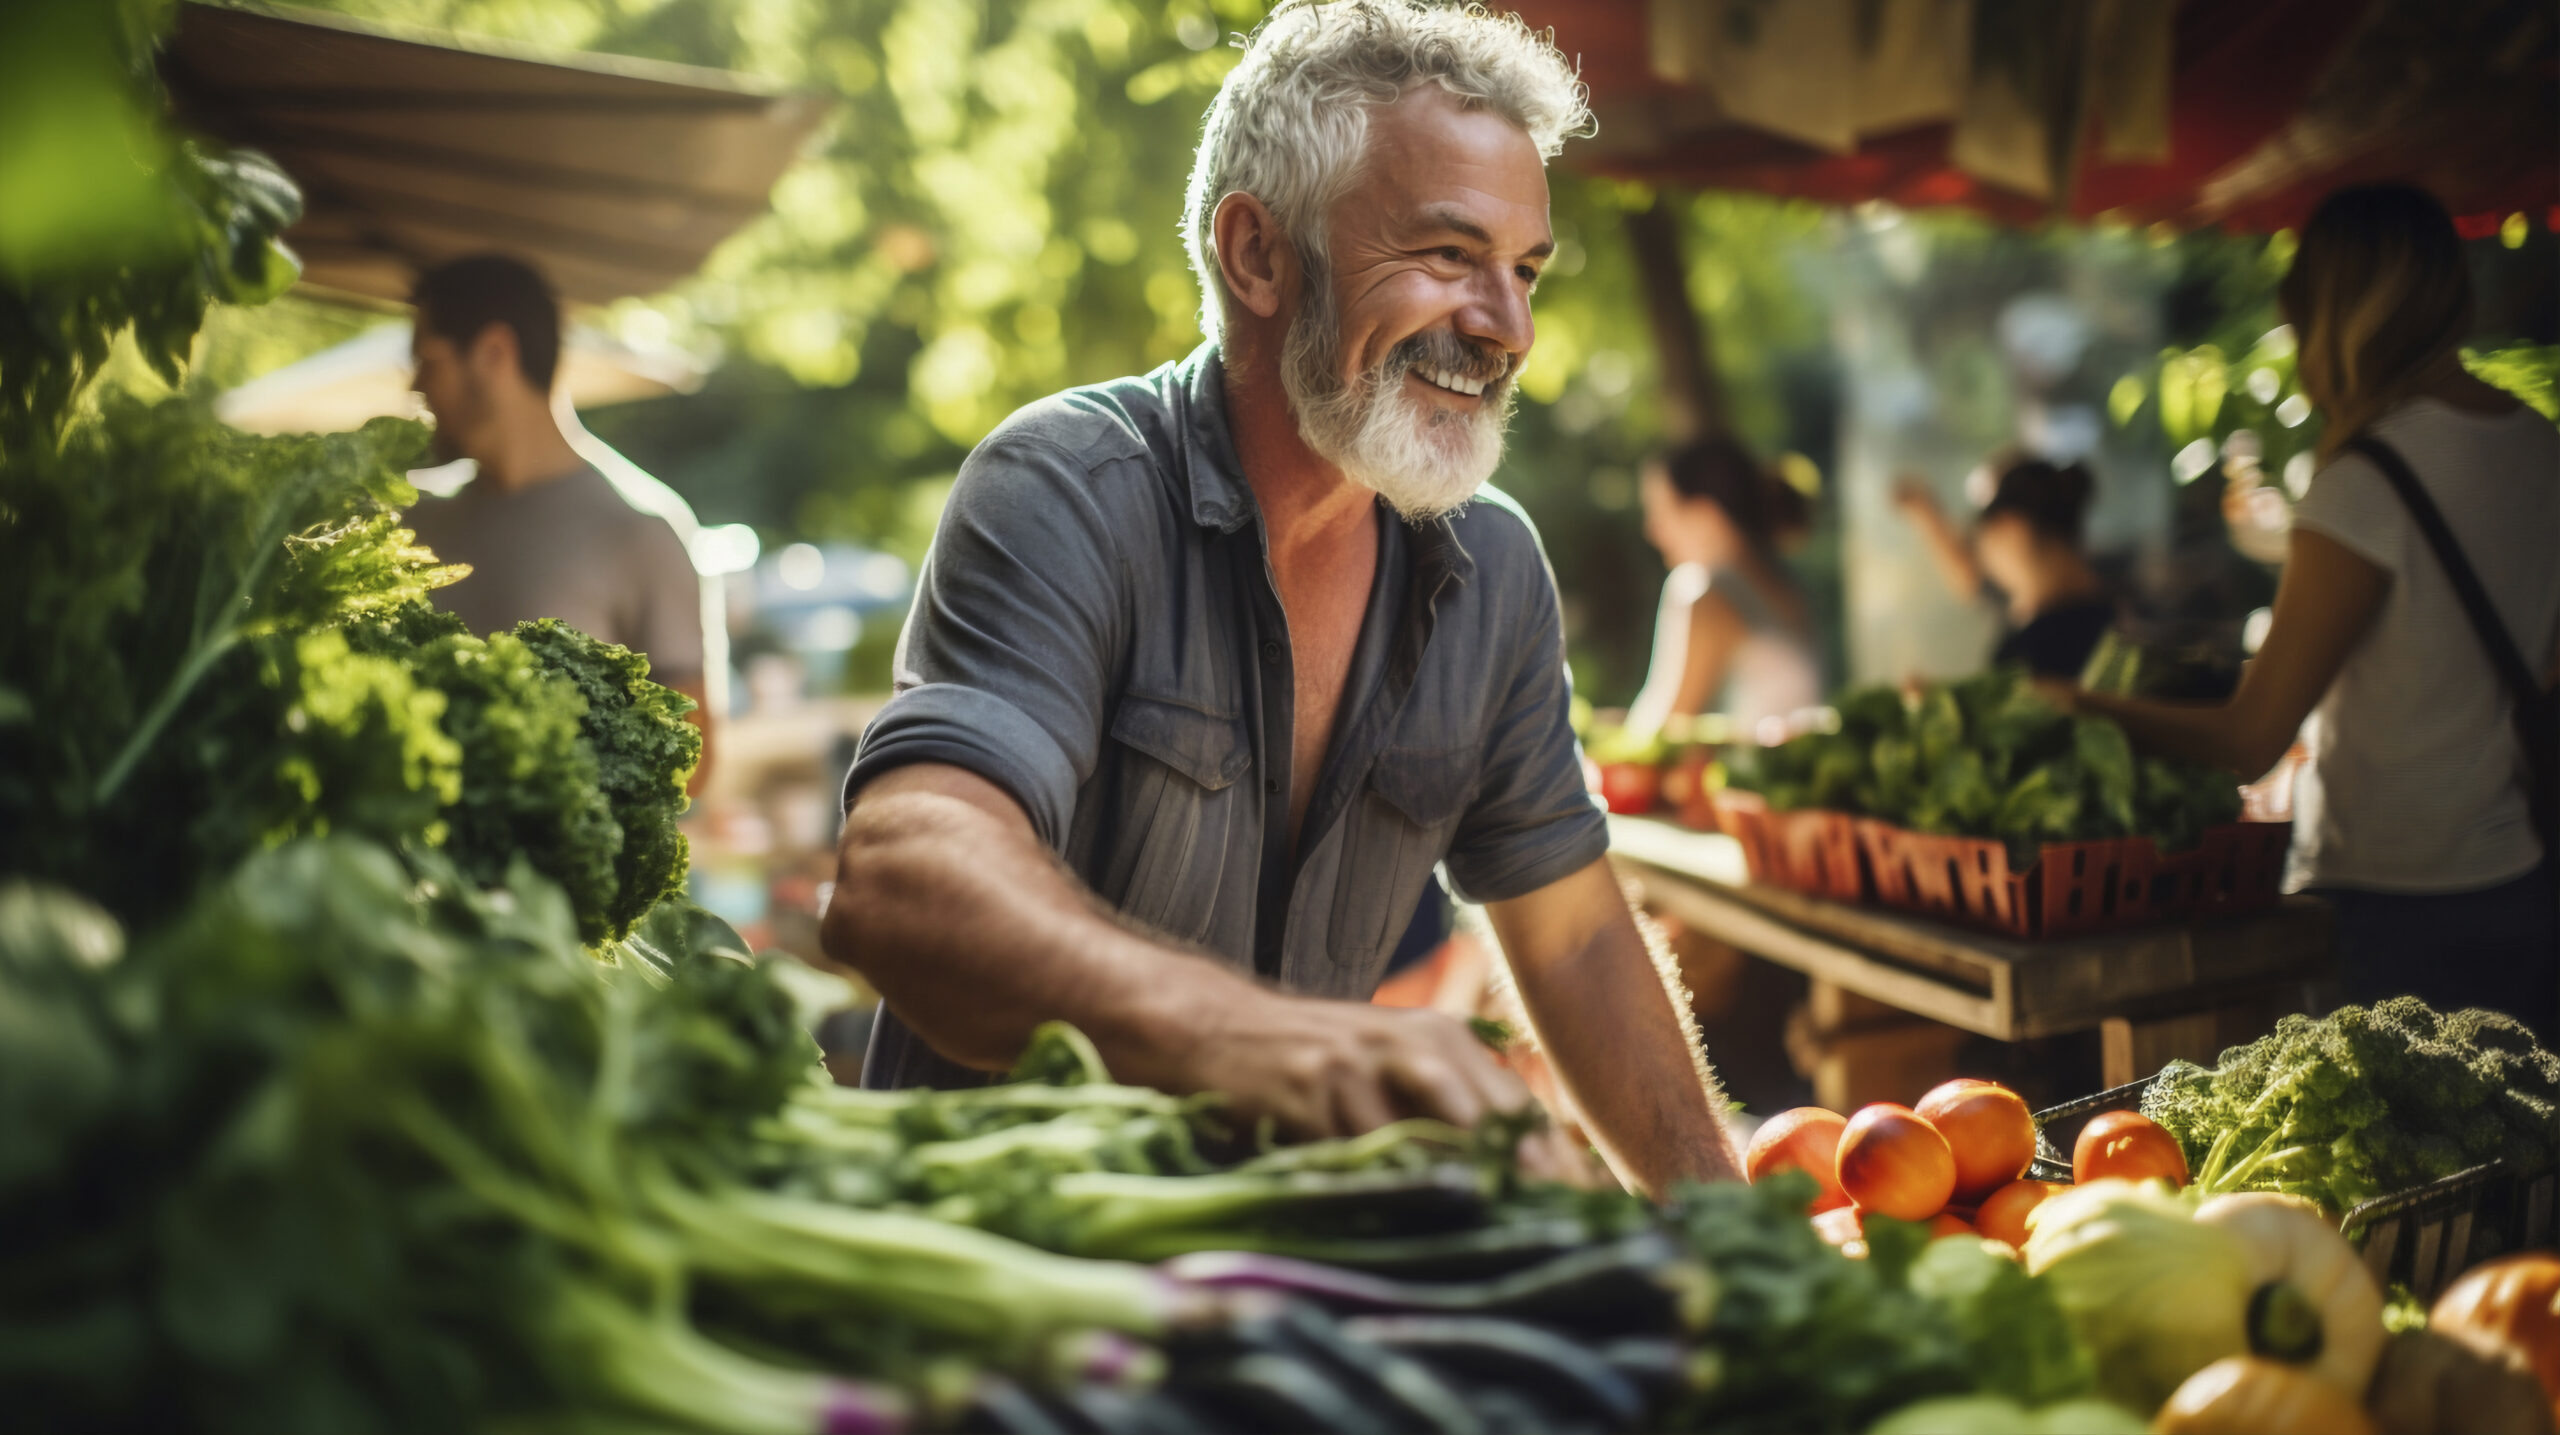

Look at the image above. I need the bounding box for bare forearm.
[1910,509,1981,599]
[1495,864,1741,1196]
[825,774,1239,1084]
[2074,689,2284,779]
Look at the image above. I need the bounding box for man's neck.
[473,407,590,494]
[1222,350,1376,557]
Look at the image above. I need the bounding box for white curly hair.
[1180,1,1592,341]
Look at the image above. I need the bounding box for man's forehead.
[1357,90,1551,247]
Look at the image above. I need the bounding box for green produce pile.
[1,835,2111,1433]
[0,397,699,942]
[1726,669,2242,866]
[2142,998,2560,1214]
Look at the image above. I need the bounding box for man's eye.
[1516,265,1541,285]
[1438,247,1469,264]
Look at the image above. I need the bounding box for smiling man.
[822,1,1742,1193]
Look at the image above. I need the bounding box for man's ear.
[1211,191,1295,321]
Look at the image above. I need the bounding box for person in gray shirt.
[402,254,714,787]
[822,2,1743,1193]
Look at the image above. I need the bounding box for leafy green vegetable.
[0,397,697,941]
[2141,998,2560,1212]
[1727,668,2240,866]
[1660,1172,2096,1432]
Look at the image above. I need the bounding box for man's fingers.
[1328,1069,1402,1138]
[1384,1048,1488,1129]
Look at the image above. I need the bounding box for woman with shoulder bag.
[2054,183,2560,1036]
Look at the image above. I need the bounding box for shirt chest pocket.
[1097,692,1251,944]
[1324,744,1478,980]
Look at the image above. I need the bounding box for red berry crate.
[1712,791,1866,903]
[1858,820,2290,938]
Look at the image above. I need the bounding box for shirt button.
[1259,640,1280,665]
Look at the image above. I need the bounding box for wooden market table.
[1606,814,2336,1106]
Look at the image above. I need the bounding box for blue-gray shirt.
[847,344,1607,1090]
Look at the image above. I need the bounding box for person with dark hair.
[402,252,715,787]
[2059,183,2558,1030]
[1894,451,2115,679]
[1625,434,1822,740]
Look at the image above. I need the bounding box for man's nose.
[1455,268,1534,360]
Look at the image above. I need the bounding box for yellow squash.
[2193,1192,2385,1399]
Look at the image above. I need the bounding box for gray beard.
[1277,269,1515,522]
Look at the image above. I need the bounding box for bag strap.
[2343,436,2547,705]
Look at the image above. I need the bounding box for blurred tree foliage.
[272,0,1841,700]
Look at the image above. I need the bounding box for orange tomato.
[2072,1109,2189,1187]
[1926,1211,1976,1240]
[1915,1079,2037,1202]
[1973,1178,2067,1250]
[1836,1103,1957,1222]
[1746,1107,1851,1212]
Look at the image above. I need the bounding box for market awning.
[159,2,831,305]
[213,320,705,434]
[1512,0,2558,232]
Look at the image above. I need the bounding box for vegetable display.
[1,840,2134,1434]
[1725,668,2241,864]
[2140,998,2560,1213]
[0,401,699,942]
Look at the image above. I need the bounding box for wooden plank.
[2101,987,2312,1086]
[1631,866,2011,1036]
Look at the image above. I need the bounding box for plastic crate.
[1712,791,1865,902]
[2028,1078,2557,1301]
[1860,821,2288,939]
[1716,787,2289,939]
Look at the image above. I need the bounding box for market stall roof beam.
[161,1,833,306]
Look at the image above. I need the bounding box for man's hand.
[1168,991,1532,1138]
[836,765,1564,1170]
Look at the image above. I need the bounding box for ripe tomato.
[1926,1211,1977,1241]
[2072,1109,2189,1187]
[1915,1078,2037,1202]
[1836,1103,1957,1222]
[1973,1178,2067,1250]
[1746,1107,1850,1212]
[1597,763,1658,815]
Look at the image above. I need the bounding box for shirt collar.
[1180,340,1477,592]
[1180,343,1256,534]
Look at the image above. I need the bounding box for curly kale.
[1,395,695,943]
[515,620,700,942]
[2142,998,2560,1212]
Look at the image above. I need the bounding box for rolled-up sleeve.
[843,431,1124,850]
[1442,559,1608,904]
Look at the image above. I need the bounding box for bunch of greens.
[1727,669,2241,864]
[0,841,1192,1433]
[2142,997,2560,1213]
[0,396,697,941]
[1659,1173,2097,1433]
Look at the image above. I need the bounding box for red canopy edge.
[1515,0,2558,233]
